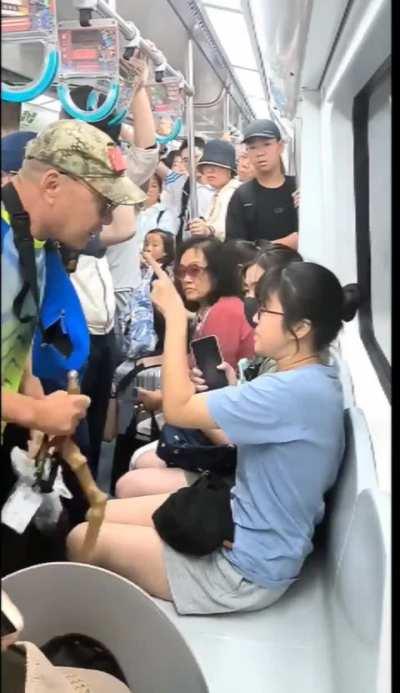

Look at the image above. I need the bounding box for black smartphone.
[191,335,228,390]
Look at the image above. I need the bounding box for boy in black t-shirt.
[226,119,299,248]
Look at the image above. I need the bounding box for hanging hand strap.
[1,49,59,104]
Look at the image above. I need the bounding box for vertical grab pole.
[186,37,198,220]
[223,91,230,133]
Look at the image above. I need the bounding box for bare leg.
[116,468,188,498]
[135,450,166,469]
[104,493,169,526]
[67,521,172,601]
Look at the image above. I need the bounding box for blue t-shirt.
[206,364,345,589]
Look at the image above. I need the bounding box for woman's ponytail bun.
[342,283,361,322]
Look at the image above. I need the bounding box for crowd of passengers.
[1,52,360,616]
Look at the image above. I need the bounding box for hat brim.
[197,160,237,174]
[58,667,131,692]
[88,173,146,206]
[20,641,131,693]
[242,133,281,143]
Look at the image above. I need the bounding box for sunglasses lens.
[176,265,204,280]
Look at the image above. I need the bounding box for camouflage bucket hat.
[25,119,146,206]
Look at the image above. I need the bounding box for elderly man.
[1,119,144,439]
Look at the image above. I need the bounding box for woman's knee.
[115,471,137,498]
[135,450,165,469]
[116,468,187,498]
[116,469,162,498]
[66,522,88,561]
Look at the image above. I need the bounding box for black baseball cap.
[242,119,282,143]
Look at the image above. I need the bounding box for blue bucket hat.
[197,139,237,173]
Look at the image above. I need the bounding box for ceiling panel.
[300,0,352,90]
[246,0,313,119]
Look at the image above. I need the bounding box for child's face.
[144,233,166,262]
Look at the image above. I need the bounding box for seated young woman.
[116,236,255,497]
[67,257,359,616]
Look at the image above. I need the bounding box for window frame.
[352,56,391,402]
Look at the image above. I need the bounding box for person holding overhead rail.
[158,138,214,238]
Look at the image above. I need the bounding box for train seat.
[329,346,355,407]
[153,407,390,693]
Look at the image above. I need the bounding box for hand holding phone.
[191,335,228,390]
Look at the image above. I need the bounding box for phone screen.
[191,336,228,390]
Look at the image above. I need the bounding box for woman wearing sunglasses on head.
[67,258,360,616]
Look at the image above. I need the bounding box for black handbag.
[152,471,234,556]
[156,424,237,475]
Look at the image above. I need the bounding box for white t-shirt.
[162,170,214,234]
[136,201,176,248]
[107,145,159,293]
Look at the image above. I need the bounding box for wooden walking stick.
[54,371,108,561]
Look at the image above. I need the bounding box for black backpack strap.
[177,177,190,243]
[2,183,44,331]
[156,208,165,226]
[284,175,297,193]
[237,180,257,228]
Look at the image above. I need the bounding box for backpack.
[1,183,90,389]
[121,267,157,360]
[237,175,297,229]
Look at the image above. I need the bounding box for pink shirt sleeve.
[197,297,255,369]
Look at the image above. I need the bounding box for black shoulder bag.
[153,471,234,556]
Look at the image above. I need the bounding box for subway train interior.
[1,1,391,692]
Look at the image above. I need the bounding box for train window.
[353,58,391,400]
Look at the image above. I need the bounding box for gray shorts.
[163,543,289,615]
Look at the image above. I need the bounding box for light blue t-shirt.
[207,364,345,590]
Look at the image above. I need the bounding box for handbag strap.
[150,411,161,438]
[2,183,46,333]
